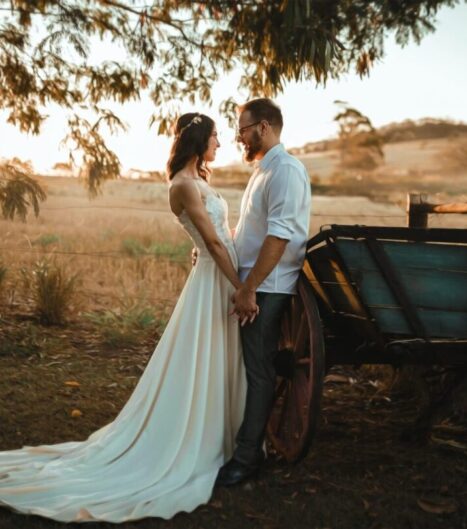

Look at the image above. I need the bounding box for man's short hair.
[238,98,283,132]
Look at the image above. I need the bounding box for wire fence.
[39,204,407,218]
[0,246,190,262]
[41,206,170,213]
[78,290,176,306]
[4,208,459,263]
[0,202,411,263]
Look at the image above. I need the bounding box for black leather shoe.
[215,454,264,487]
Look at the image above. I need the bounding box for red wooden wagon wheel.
[267,273,325,463]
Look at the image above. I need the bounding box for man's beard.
[243,131,262,162]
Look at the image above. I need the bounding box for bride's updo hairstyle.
[167,113,215,181]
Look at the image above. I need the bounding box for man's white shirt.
[234,143,311,294]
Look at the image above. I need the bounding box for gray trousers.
[233,292,291,465]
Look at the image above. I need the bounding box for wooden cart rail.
[303,225,467,360]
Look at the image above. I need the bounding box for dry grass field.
[0,149,466,529]
[0,158,465,348]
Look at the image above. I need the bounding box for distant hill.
[379,118,467,143]
[289,118,467,155]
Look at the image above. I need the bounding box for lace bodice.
[176,179,236,263]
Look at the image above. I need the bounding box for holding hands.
[231,285,260,326]
[192,246,259,326]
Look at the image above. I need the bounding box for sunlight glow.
[0,4,466,175]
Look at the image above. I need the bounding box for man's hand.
[191,247,198,267]
[231,285,259,326]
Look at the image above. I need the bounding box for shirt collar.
[259,143,285,171]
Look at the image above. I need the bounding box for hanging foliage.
[0,0,459,216]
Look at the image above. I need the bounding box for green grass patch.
[33,234,61,247]
[121,238,191,260]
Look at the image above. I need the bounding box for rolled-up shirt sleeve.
[265,163,307,240]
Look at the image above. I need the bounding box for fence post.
[407,193,428,228]
[407,193,467,228]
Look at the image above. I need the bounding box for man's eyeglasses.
[235,120,263,137]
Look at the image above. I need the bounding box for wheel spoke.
[292,312,307,357]
[283,383,299,443]
[293,369,310,421]
[275,377,288,399]
[276,381,292,437]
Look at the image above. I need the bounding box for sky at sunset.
[1,2,466,173]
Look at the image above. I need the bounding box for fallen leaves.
[431,435,467,452]
[64,380,80,388]
[245,511,277,524]
[417,497,458,514]
[325,373,357,384]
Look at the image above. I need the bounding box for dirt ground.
[0,314,466,529]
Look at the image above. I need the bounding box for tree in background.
[334,101,385,170]
[0,0,460,218]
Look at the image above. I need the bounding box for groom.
[216,98,311,486]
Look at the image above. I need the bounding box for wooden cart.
[267,195,467,463]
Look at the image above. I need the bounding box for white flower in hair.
[178,114,203,136]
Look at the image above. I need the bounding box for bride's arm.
[171,181,241,288]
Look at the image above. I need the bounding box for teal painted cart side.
[304,225,467,364]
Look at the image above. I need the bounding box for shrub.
[25,260,80,325]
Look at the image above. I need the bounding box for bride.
[0,113,253,522]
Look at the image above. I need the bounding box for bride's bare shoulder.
[168,174,203,215]
[169,173,199,197]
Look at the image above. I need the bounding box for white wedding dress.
[0,179,246,523]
